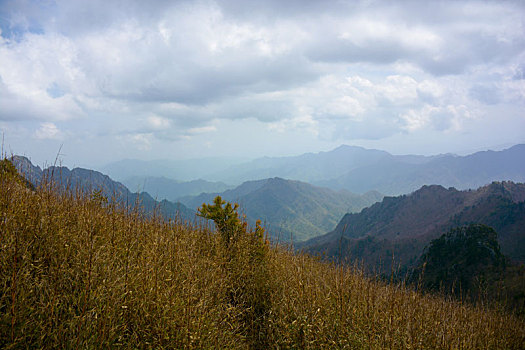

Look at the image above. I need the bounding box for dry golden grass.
[1,160,524,349]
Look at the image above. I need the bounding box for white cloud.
[123,133,152,151]
[417,80,445,101]
[377,75,419,104]
[147,115,171,130]
[187,125,217,134]
[0,31,85,121]
[268,114,318,136]
[324,96,365,120]
[400,104,473,133]
[34,122,62,140]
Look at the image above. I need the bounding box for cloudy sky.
[0,0,524,167]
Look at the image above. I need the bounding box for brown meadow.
[1,159,524,349]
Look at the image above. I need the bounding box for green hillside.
[240,178,382,241]
[181,177,382,241]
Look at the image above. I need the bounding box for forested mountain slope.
[180,177,383,241]
[302,181,525,271]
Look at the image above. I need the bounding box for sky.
[0,0,524,168]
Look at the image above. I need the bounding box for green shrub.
[198,196,272,349]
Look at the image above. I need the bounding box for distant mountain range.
[121,176,232,202]
[301,181,525,272]
[98,144,525,196]
[11,143,525,248]
[206,144,525,195]
[179,177,383,242]
[317,144,525,195]
[101,157,248,182]
[12,156,196,222]
[206,145,395,184]
[12,155,382,242]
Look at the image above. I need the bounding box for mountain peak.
[414,184,450,194]
[267,176,290,183]
[333,144,365,151]
[481,180,525,203]
[331,144,387,154]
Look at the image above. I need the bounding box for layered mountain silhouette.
[206,144,525,195]
[301,181,525,272]
[12,156,196,222]
[317,144,525,195]
[98,144,525,196]
[121,176,232,202]
[102,157,248,182]
[179,177,383,242]
[11,143,525,251]
[207,145,394,184]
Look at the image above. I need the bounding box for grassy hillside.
[12,155,197,222]
[1,159,524,349]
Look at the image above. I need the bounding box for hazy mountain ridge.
[207,145,396,184]
[121,176,232,202]
[189,144,525,195]
[101,157,248,182]
[317,144,525,195]
[301,181,525,271]
[180,177,383,242]
[98,144,525,196]
[12,156,196,222]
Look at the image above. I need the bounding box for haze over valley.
[11,143,525,248]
